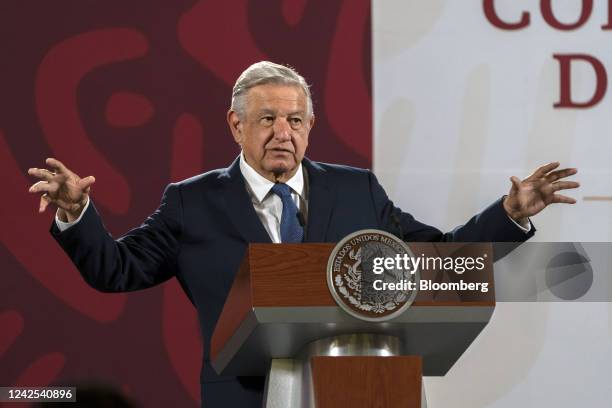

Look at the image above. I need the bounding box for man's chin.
[270,165,291,175]
[266,160,298,178]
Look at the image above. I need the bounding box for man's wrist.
[70,198,89,221]
[58,207,84,223]
[57,208,69,223]
[56,198,89,226]
[502,196,522,221]
[501,196,529,229]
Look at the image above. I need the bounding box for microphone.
[296,211,307,241]
[296,211,306,227]
[391,212,404,240]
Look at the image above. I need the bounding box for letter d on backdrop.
[554,53,608,108]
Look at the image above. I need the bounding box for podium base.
[263,334,427,408]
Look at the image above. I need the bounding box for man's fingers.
[78,176,95,189]
[510,176,522,191]
[45,158,69,175]
[552,194,577,204]
[552,181,580,191]
[27,165,90,214]
[546,168,578,182]
[27,167,57,182]
[533,161,560,178]
[39,194,51,213]
[37,194,77,213]
[28,180,57,194]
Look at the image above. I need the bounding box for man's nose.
[273,118,292,140]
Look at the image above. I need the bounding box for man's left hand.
[503,162,579,226]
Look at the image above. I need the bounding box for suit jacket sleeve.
[368,172,535,242]
[50,183,183,292]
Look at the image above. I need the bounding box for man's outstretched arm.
[369,162,579,242]
[28,158,182,292]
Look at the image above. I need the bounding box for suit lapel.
[303,158,334,242]
[218,156,272,243]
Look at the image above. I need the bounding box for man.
[27,61,579,406]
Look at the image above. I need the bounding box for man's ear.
[227,110,243,144]
[308,114,315,131]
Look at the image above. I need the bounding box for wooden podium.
[211,243,495,407]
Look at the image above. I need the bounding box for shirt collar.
[239,152,305,203]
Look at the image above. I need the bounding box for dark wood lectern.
[211,243,495,407]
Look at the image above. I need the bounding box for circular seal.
[327,229,419,322]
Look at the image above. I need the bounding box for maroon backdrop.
[0,1,371,406]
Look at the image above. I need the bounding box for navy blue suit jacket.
[51,156,533,406]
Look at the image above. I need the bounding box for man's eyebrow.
[257,109,276,116]
[256,109,306,116]
[287,110,305,116]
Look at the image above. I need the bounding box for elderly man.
[27,61,579,407]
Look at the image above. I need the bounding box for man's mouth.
[268,148,293,154]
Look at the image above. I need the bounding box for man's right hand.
[27,158,96,223]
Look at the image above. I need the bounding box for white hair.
[231,61,313,119]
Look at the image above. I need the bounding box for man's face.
[228,84,314,182]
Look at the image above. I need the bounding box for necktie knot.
[271,183,292,198]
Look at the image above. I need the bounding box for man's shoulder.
[167,166,231,194]
[305,159,375,190]
[305,159,372,178]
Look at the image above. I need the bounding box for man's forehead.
[246,84,307,106]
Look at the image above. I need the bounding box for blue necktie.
[271,183,304,243]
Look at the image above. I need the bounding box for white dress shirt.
[239,153,307,243]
